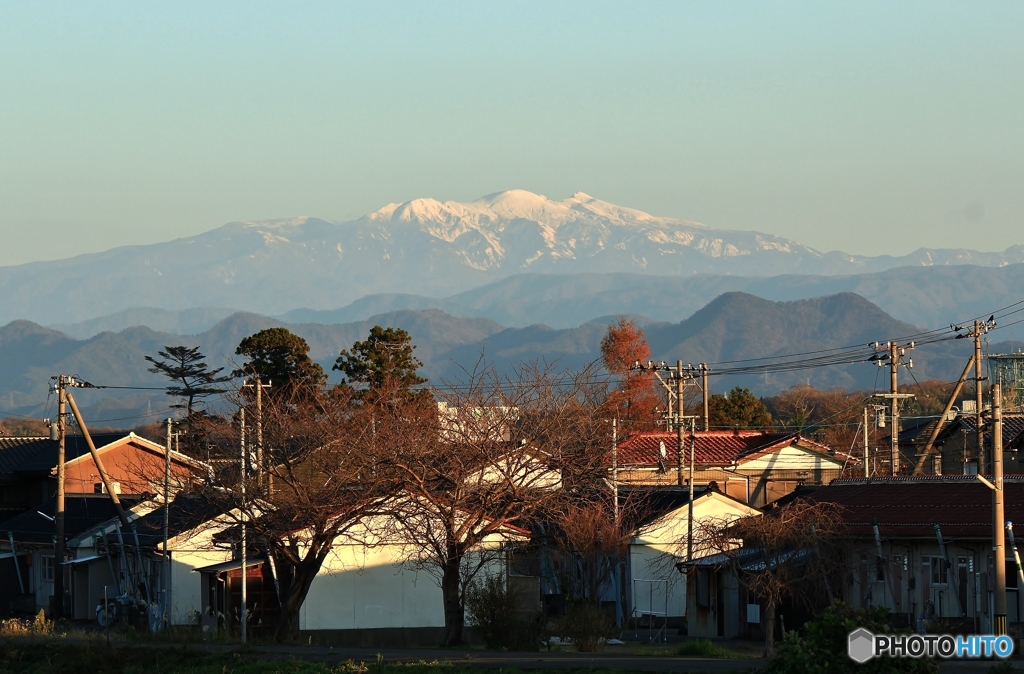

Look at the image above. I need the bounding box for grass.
[0,640,640,674]
[673,638,741,658]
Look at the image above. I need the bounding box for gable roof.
[1,493,145,544]
[901,414,1024,450]
[119,494,229,548]
[62,433,207,473]
[615,430,833,468]
[0,432,153,479]
[792,475,1024,539]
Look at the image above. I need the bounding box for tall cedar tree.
[234,327,326,394]
[708,386,774,429]
[333,326,429,402]
[145,345,230,419]
[599,319,660,427]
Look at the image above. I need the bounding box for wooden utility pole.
[52,376,68,619]
[993,384,1007,635]
[911,355,975,475]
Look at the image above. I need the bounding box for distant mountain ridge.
[3,291,1019,427]
[3,189,1022,325]
[52,263,1024,338]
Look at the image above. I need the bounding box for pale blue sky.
[1,1,1021,266]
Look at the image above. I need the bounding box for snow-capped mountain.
[1,190,1022,324]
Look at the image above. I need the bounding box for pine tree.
[333,326,428,402]
[234,328,326,394]
[145,345,230,419]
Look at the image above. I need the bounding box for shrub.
[465,574,543,651]
[766,602,938,674]
[556,602,613,653]
[675,639,734,658]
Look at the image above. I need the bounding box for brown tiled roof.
[615,430,829,468]
[795,476,1024,539]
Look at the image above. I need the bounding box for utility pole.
[239,408,247,644]
[611,418,618,524]
[954,319,994,473]
[242,378,272,492]
[676,361,684,486]
[993,384,1007,635]
[700,363,710,431]
[872,341,915,476]
[52,375,69,619]
[163,417,173,630]
[687,418,696,562]
[863,407,870,479]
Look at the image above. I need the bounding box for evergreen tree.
[234,327,326,394]
[708,386,773,429]
[333,326,428,401]
[145,345,230,419]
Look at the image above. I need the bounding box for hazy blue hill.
[51,307,238,339]
[279,295,475,325]
[645,292,970,392]
[3,292,1020,427]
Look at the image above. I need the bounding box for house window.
[41,555,55,583]
[928,557,948,586]
[695,568,711,608]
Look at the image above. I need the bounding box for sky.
[1,1,1022,266]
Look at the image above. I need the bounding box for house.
[186,498,526,645]
[798,476,1024,633]
[614,430,846,506]
[0,433,210,619]
[622,485,760,633]
[0,493,145,617]
[0,432,202,520]
[681,476,1024,641]
[899,413,1024,476]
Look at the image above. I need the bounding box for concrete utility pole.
[993,384,1007,635]
[611,418,618,524]
[242,378,272,492]
[163,417,173,630]
[863,407,870,479]
[872,341,915,476]
[676,361,685,486]
[701,363,710,431]
[239,407,247,644]
[687,418,696,562]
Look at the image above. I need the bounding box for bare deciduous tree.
[383,361,610,646]
[695,499,848,656]
[186,385,400,641]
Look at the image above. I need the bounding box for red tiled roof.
[796,476,1024,539]
[615,430,827,468]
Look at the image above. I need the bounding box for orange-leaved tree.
[599,319,660,428]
